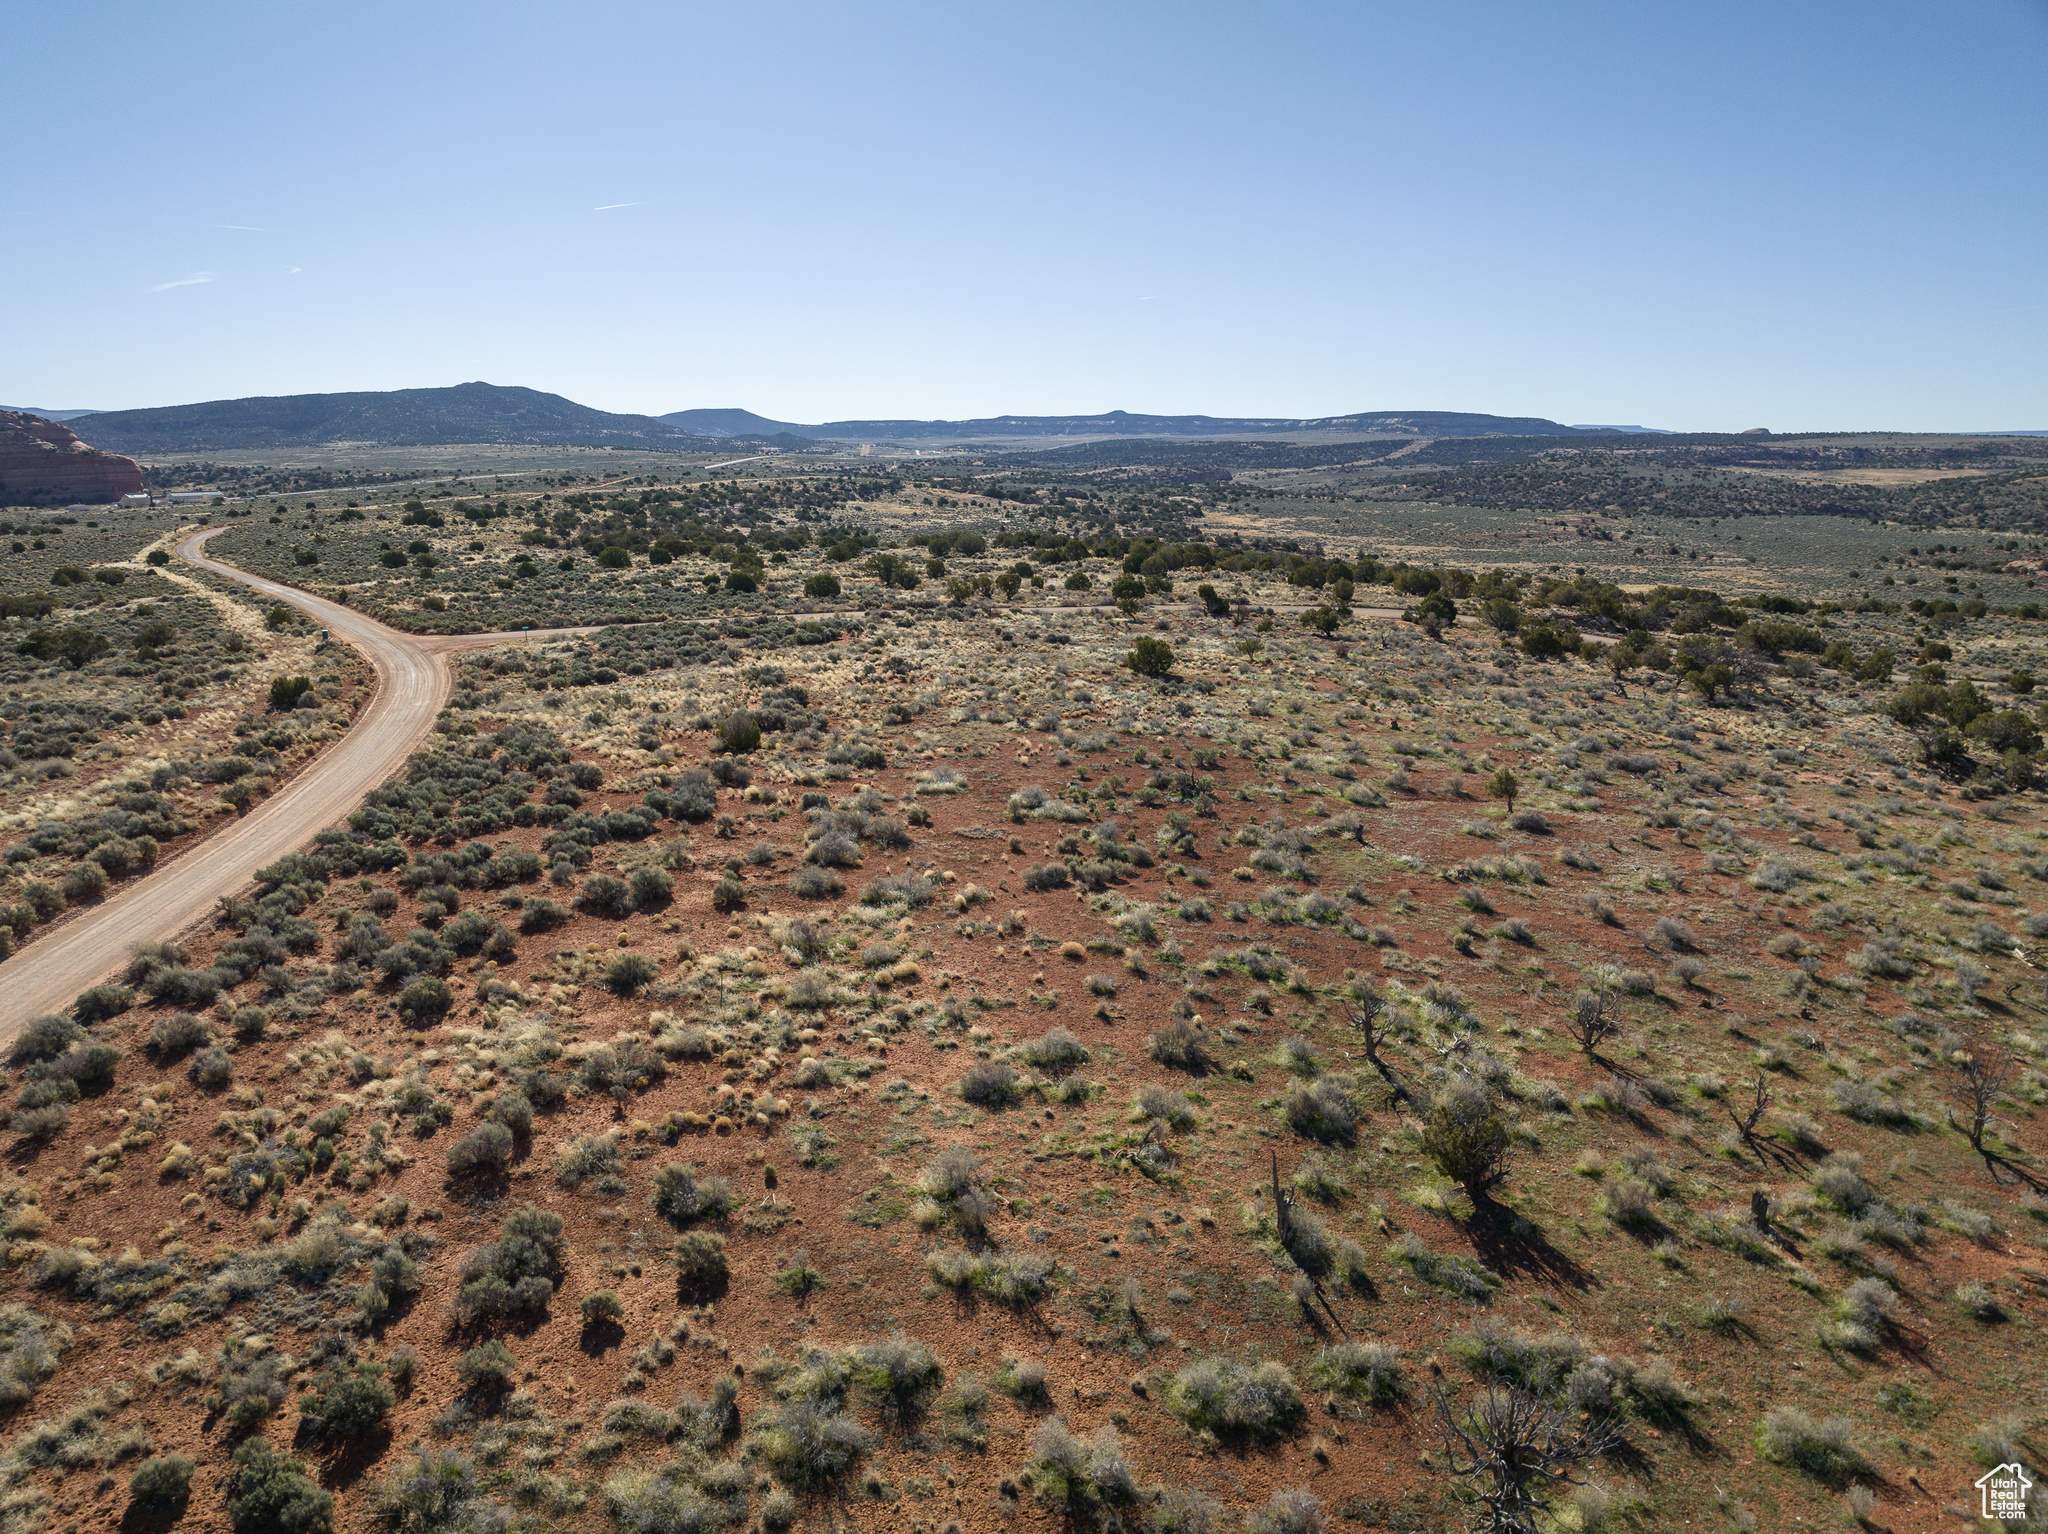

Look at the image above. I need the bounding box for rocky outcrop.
[0,410,145,506]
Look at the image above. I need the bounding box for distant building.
[120,492,151,507]
[166,491,215,504]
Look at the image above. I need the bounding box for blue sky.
[6,1,2045,430]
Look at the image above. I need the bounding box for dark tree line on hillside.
[1360,462,2048,529]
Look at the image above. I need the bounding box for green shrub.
[1284,1076,1358,1142]
[790,866,844,898]
[578,1038,665,1101]
[1125,637,1174,677]
[925,1250,1057,1309]
[652,1163,736,1224]
[9,1015,81,1067]
[398,976,452,1023]
[213,1341,292,1433]
[268,675,313,712]
[487,1089,534,1134]
[627,866,673,908]
[1146,1020,1213,1073]
[228,1437,333,1534]
[452,1207,564,1327]
[1028,1415,1139,1520]
[581,1290,625,1326]
[959,1060,1020,1106]
[1756,1406,1873,1483]
[673,1231,729,1296]
[38,1042,121,1086]
[1166,1357,1303,1442]
[1388,1232,1501,1298]
[1247,1488,1324,1534]
[1954,1280,2006,1322]
[0,1305,69,1407]
[14,1076,76,1113]
[993,1355,1049,1403]
[357,1244,424,1323]
[1420,1092,1510,1198]
[1306,1342,1406,1405]
[717,710,762,754]
[299,1361,393,1440]
[773,1251,824,1297]
[804,573,841,599]
[11,1105,70,1140]
[555,1132,622,1190]
[446,1122,514,1176]
[746,1397,874,1487]
[148,1011,209,1056]
[604,952,658,995]
[146,963,222,1006]
[130,1452,195,1510]
[71,983,133,1023]
[1015,1026,1089,1075]
[518,897,569,933]
[374,1451,505,1532]
[458,1338,517,1395]
[852,1333,944,1421]
[577,874,632,917]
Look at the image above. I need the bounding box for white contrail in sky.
[593,202,641,211]
[149,271,216,292]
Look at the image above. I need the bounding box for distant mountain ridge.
[661,409,802,438]
[71,383,720,456]
[659,406,1594,440]
[2,408,100,422]
[61,382,1632,457]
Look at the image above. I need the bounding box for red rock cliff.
[0,411,145,506]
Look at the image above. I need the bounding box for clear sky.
[6,1,2045,431]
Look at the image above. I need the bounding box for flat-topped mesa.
[0,410,144,506]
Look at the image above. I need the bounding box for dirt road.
[0,529,602,1037]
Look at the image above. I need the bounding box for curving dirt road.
[0,529,605,1035]
[0,532,1409,1033]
